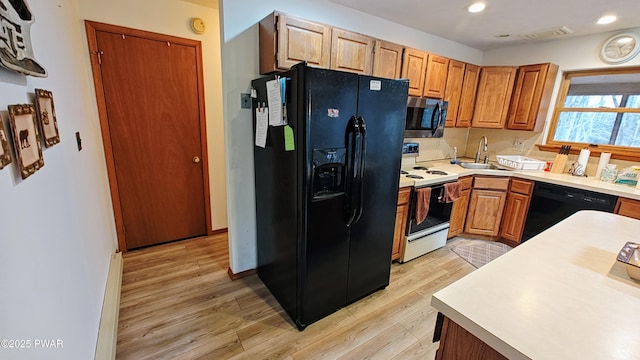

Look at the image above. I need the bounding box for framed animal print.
[8,104,44,179]
[35,88,60,147]
[0,119,11,170]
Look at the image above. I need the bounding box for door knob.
[193,156,201,164]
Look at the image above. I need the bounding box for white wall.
[77,0,228,231]
[219,0,483,273]
[0,1,116,359]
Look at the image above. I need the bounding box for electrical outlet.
[240,93,251,109]
[513,138,524,152]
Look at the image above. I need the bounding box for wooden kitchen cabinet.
[471,66,518,128]
[330,28,374,75]
[448,176,472,238]
[465,176,509,237]
[392,187,412,261]
[423,54,450,99]
[401,47,428,97]
[506,63,559,131]
[500,178,534,244]
[444,60,465,128]
[615,197,640,220]
[259,11,332,74]
[372,40,403,79]
[435,316,507,360]
[455,64,480,128]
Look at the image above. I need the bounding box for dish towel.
[414,187,431,225]
[440,181,461,203]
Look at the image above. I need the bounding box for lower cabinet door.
[464,189,506,236]
[500,191,531,243]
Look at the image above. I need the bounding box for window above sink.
[544,67,640,161]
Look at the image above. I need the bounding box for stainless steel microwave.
[404,97,447,138]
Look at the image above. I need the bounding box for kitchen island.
[431,210,640,359]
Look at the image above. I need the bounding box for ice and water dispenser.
[312,148,346,200]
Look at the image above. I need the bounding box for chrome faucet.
[475,136,488,163]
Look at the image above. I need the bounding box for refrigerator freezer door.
[301,67,359,326]
[347,76,409,303]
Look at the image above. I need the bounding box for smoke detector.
[522,26,573,40]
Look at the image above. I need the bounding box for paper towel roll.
[595,152,611,179]
[574,148,590,176]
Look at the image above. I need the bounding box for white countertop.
[431,211,640,360]
[399,159,640,201]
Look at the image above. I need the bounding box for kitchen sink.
[458,162,512,171]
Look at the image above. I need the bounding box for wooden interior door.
[86,22,210,250]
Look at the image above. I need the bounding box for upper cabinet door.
[279,15,332,70]
[372,40,403,79]
[401,48,428,97]
[471,66,517,129]
[443,60,465,127]
[422,54,449,99]
[330,28,374,75]
[456,64,480,128]
[506,63,559,131]
[259,12,332,74]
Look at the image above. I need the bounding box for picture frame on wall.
[8,104,44,179]
[35,88,60,147]
[0,119,11,170]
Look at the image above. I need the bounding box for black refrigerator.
[252,63,408,330]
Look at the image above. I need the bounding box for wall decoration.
[0,0,47,77]
[0,119,11,169]
[8,104,43,179]
[35,88,60,147]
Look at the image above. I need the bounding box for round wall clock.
[190,17,206,34]
[600,32,640,64]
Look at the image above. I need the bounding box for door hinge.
[91,50,104,65]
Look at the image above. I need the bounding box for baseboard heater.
[95,252,123,360]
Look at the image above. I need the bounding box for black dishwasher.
[522,182,618,242]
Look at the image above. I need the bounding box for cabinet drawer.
[458,176,473,190]
[510,178,533,195]
[397,187,412,205]
[473,176,509,190]
[615,197,640,220]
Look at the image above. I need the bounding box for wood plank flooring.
[116,233,476,360]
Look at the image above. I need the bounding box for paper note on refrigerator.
[266,79,284,126]
[284,125,295,151]
[255,107,268,148]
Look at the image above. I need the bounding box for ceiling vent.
[522,26,573,40]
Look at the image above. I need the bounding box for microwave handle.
[431,102,440,135]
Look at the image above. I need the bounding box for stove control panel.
[402,142,419,157]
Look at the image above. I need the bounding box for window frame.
[544,66,640,161]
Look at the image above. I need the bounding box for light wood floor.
[116,233,476,360]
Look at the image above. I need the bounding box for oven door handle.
[345,116,360,227]
[352,116,367,225]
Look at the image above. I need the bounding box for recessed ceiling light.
[597,15,617,25]
[468,2,486,13]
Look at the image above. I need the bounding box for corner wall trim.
[227,267,256,280]
[95,252,123,360]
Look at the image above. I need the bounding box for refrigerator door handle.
[345,116,360,226]
[352,116,367,224]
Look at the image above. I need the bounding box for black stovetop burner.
[400,170,409,175]
[425,170,448,175]
[405,174,424,179]
[413,166,428,170]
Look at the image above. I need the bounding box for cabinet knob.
[193,156,201,164]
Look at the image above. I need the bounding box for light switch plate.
[241,93,251,109]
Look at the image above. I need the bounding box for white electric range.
[399,149,459,262]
